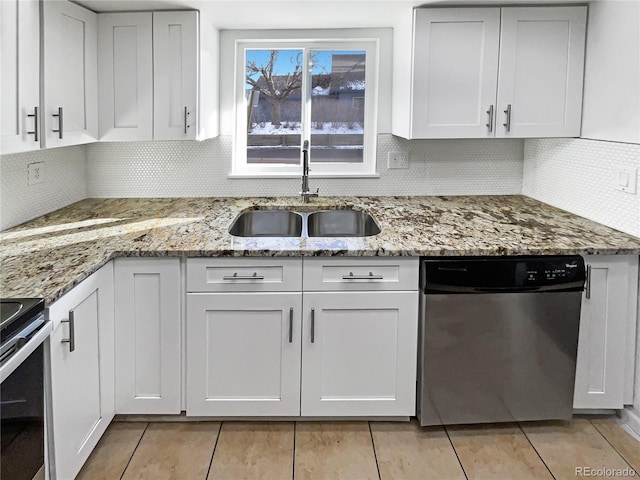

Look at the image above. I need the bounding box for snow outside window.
[233,40,378,176]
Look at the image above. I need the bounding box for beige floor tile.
[122,422,221,480]
[447,422,553,480]
[371,420,465,480]
[77,422,147,480]
[294,422,379,480]
[591,417,640,474]
[522,419,634,480]
[208,422,294,480]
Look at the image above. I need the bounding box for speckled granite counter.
[2,195,639,304]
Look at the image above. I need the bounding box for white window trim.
[232,38,379,177]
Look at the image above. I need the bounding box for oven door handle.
[0,320,52,384]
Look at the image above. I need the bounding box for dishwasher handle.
[424,282,586,294]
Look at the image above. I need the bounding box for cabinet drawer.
[187,258,302,292]
[303,257,419,291]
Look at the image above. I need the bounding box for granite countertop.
[2,195,640,305]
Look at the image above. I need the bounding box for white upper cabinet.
[98,13,153,141]
[411,8,500,139]
[1,0,40,154]
[43,0,98,148]
[97,10,219,141]
[496,7,587,138]
[397,6,587,139]
[153,11,198,140]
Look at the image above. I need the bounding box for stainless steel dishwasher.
[418,256,586,426]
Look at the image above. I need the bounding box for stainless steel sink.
[229,210,303,237]
[307,210,381,237]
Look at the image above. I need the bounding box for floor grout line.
[119,422,150,480]
[589,419,639,476]
[368,422,383,480]
[292,422,297,480]
[443,425,469,480]
[517,422,557,480]
[204,421,223,480]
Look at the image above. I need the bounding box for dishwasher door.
[418,290,582,426]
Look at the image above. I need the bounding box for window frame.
[232,38,379,177]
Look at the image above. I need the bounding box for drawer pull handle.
[289,307,293,343]
[222,272,265,280]
[342,272,384,280]
[61,310,75,352]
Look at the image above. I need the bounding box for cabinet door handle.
[289,307,293,343]
[585,264,591,299]
[27,106,39,141]
[310,308,315,344]
[52,107,63,139]
[486,105,494,132]
[342,272,384,280]
[61,310,75,352]
[222,272,265,280]
[503,104,512,132]
[184,106,190,134]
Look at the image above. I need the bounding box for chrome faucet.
[300,140,319,203]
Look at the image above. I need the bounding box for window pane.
[310,50,365,164]
[246,49,303,164]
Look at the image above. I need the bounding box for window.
[233,40,378,176]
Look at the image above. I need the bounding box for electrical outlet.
[388,151,409,169]
[28,162,45,186]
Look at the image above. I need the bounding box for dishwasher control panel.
[421,256,586,293]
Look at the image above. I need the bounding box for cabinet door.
[573,256,631,409]
[0,0,40,154]
[153,11,197,140]
[411,8,500,138]
[114,258,181,414]
[49,263,114,480]
[186,292,302,416]
[301,291,418,416]
[496,7,587,138]
[98,13,153,141]
[43,0,98,147]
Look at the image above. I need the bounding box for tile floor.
[77,416,640,480]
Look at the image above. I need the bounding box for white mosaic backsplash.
[523,138,640,238]
[86,134,524,197]
[0,146,87,230]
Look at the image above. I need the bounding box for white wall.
[581,0,640,143]
[0,146,87,230]
[86,134,524,197]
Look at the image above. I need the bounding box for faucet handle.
[303,140,309,150]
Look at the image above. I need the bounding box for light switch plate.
[28,162,45,186]
[614,166,637,194]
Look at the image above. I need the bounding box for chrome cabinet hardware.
[342,272,384,280]
[486,105,494,132]
[503,104,512,132]
[222,272,265,280]
[184,106,190,134]
[310,308,315,343]
[52,107,63,139]
[61,310,75,352]
[289,307,293,343]
[27,107,39,141]
[585,264,592,299]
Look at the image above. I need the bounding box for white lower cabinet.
[114,258,181,414]
[186,292,302,416]
[185,257,419,418]
[301,291,418,416]
[48,263,114,480]
[573,255,639,409]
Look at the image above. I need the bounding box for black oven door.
[1,342,45,480]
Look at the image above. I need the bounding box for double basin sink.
[229,209,381,238]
